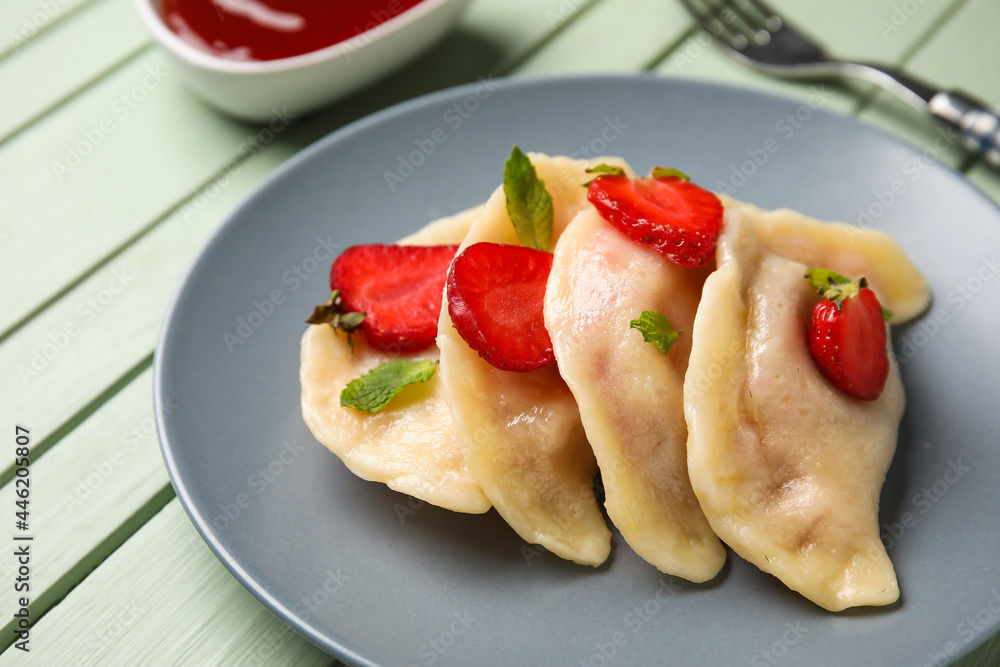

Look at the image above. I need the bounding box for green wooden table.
[1,0,998,664]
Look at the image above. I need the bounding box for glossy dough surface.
[723,196,929,324]
[684,209,904,611]
[437,154,619,565]
[545,206,726,582]
[300,206,491,514]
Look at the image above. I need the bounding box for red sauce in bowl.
[161,0,427,61]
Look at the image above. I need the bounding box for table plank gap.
[0,367,175,658]
[0,483,175,653]
[495,0,606,75]
[641,26,699,71]
[852,0,974,116]
[513,0,696,76]
[0,0,97,61]
[855,0,1000,169]
[0,500,333,667]
[0,352,152,486]
[0,145,260,345]
[0,40,153,151]
[0,0,151,144]
[955,632,1000,667]
[0,40,152,146]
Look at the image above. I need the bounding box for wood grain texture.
[857,0,1000,169]
[514,0,693,74]
[0,142,297,476]
[0,500,335,667]
[0,0,150,143]
[0,0,94,59]
[0,50,264,337]
[0,369,172,652]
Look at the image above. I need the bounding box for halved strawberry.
[587,171,723,268]
[329,244,458,353]
[806,269,890,401]
[447,242,554,372]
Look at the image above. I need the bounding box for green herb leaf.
[340,359,438,414]
[650,167,691,180]
[881,306,894,321]
[503,145,554,251]
[630,310,682,355]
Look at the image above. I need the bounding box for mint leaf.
[650,167,691,180]
[340,359,438,414]
[504,145,553,251]
[630,310,682,355]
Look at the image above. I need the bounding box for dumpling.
[300,205,491,514]
[723,196,929,324]
[437,153,621,565]
[544,206,726,582]
[684,208,910,610]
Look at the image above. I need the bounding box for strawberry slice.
[330,244,458,353]
[806,269,891,401]
[447,242,555,372]
[587,172,723,268]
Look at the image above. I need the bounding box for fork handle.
[928,90,1000,167]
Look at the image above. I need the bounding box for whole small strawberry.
[447,242,555,372]
[806,269,892,401]
[586,166,723,268]
[317,244,459,353]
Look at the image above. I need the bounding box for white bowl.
[133,0,470,121]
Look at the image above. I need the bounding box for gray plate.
[155,75,1000,667]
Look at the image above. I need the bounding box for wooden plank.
[0,500,334,666]
[0,0,150,143]
[858,0,1000,170]
[514,0,693,75]
[0,0,94,59]
[0,0,598,341]
[0,141,298,471]
[0,369,173,651]
[0,49,266,336]
[956,633,1000,667]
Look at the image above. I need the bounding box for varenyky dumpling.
[684,207,923,611]
[544,205,726,582]
[300,205,491,514]
[722,195,930,323]
[437,153,622,565]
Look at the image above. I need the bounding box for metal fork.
[679,0,1000,167]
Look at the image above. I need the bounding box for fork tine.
[724,0,766,32]
[733,0,784,33]
[679,0,751,51]
[722,0,777,48]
